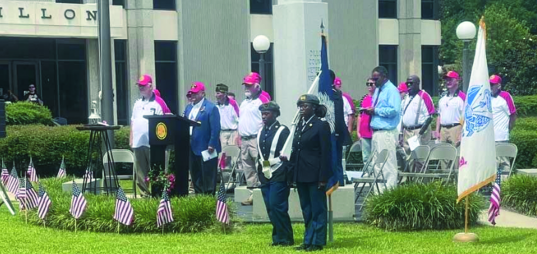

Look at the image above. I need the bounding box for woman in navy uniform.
[257,101,294,246]
[283,94,332,251]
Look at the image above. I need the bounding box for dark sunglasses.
[406,82,414,85]
[366,82,375,87]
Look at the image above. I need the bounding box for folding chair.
[417,144,457,183]
[398,145,430,183]
[353,149,389,211]
[495,143,518,177]
[103,149,137,198]
[345,141,362,171]
[219,146,242,189]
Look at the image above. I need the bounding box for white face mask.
[244,90,252,98]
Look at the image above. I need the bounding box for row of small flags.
[1,156,67,187]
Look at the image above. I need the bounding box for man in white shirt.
[239,72,270,205]
[130,74,171,197]
[490,74,517,174]
[215,84,240,147]
[434,71,466,146]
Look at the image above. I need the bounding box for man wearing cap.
[334,77,355,134]
[239,72,270,205]
[401,75,435,153]
[184,82,221,195]
[215,84,240,147]
[130,74,171,196]
[490,74,517,174]
[257,101,293,247]
[434,71,466,146]
[363,66,401,188]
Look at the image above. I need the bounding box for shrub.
[0,125,130,176]
[364,182,485,231]
[502,175,537,216]
[514,96,537,117]
[23,178,234,233]
[6,102,54,125]
[509,125,537,170]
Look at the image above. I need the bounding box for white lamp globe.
[456,21,477,40]
[253,35,270,54]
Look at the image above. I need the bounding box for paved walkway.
[479,208,537,229]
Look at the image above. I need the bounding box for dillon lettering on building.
[0,7,98,21]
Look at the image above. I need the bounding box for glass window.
[250,0,272,14]
[421,46,439,96]
[153,0,176,11]
[251,43,274,99]
[421,0,438,20]
[0,37,55,60]
[155,41,178,114]
[58,62,87,124]
[41,61,59,118]
[113,0,125,8]
[115,40,129,126]
[379,45,398,84]
[57,42,86,61]
[379,0,397,19]
[56,0,82,3]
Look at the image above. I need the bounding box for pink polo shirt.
[358,95,373,139]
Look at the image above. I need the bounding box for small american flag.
[83,169,93,182]
[488,168,502,225]
[6,167,19,195]
[17,178,39,210]
[69,181,87,219]
[27,157,38,183]
[216,183,229,224]
[57,157,66,178]
[156,191,173,227]
[114,187,134,226]
[37,183,52,220]
[1,168,8,186]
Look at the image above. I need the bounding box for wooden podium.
[144,115,199,197]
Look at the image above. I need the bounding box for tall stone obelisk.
[273,0,329,127]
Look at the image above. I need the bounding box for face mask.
[244,91,252,98]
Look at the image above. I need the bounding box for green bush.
[23,178,234,233]
[514,96,537,117]
[364,182,485,231]
[0,125,130,176]
[6,102,54,125]
[510,121,537,169]
[502,175,537,216]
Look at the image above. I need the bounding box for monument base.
[453,232,479,242]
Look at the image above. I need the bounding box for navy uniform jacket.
[291,116,332,183]
[257,121,291,184]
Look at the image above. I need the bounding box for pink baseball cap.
[398,82,409,93]
[137,74,152,86]
[444,71,460,80]
[243,72,261,86]
[490,74,502,84]
[188,82,205,95]
[334,77,342,87]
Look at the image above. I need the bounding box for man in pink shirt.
[434,71,466,146]
[357,78,376,163]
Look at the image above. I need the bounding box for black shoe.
[271,243,280,247]
[295,244,310,251]
[279,242,294,247]
[306,245,323,252]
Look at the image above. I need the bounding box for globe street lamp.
[253,35,271,90]
[456,21,477,92]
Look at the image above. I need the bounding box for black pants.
[297,182,327,246]
[189,150,217,195]
[261,181,294,245]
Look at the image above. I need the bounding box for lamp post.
[456,21,477,92]
[253,35,271,90]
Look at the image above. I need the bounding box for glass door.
[13,61,40,101]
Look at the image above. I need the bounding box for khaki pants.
[133,146,151,195]
[220,130,239,147]
[372,129,399,189]
[241,138,260,188]
[440,125,462,146]
[403,127,431,173]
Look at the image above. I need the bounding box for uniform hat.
[259,101,280,115]
[243,72,262,86]
[443,71,460,80]
[216,84,229,93]
[490,74,502,84]
[334,77,342,87]
[137,74,152,86]
[188,82,206,95]
[296,94,320,106]
[398,82,409,93]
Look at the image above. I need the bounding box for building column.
[398,0,422,83]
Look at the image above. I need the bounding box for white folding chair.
[418,144,457,183]
[103,149,137,198]
[219,146,242,188]
[398,145,430,183]
[353,149,389,211]
[495,143,518,177]
[346,141,362,171]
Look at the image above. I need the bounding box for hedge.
[23,178,233,233]
[364,182,485,231]
[502,175,537,217]
[6,102,54,125]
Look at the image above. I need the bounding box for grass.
[1,209,536,254]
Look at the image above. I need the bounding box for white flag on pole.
[457,17,497,202]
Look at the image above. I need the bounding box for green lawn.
[0,209,536,254]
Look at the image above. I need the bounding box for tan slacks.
[240,138,260,188]
[220,130,239,147]
[440,125,462,146]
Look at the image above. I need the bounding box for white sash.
[257,126,285,179]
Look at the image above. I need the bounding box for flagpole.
[75,219,77,233]
[328,194,333,243]
[465,196,469,234]
[453,196,478,242]
[162,224,164,234]
[117,221,120,234]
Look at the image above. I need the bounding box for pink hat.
[334,77,342,87]
[243,72,261,85]
[188,82,206,94]
[398,82,409,93]
[444,71,460,80]
[490,74,502,84]
[137,74,153,86]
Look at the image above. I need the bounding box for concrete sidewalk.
[479,208,537,229]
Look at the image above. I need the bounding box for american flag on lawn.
[83,169,93,182]
[488,168,502,225]
[156,191,173,227]
[69,181,87,219]
[57,157,66,178]
[17,178,39,210]
[27,157,38,183]
[6,166,19,195]
[113,187,134,226]
[37,183,52,220]
[216,183,229,224]
[1,159,8,186]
